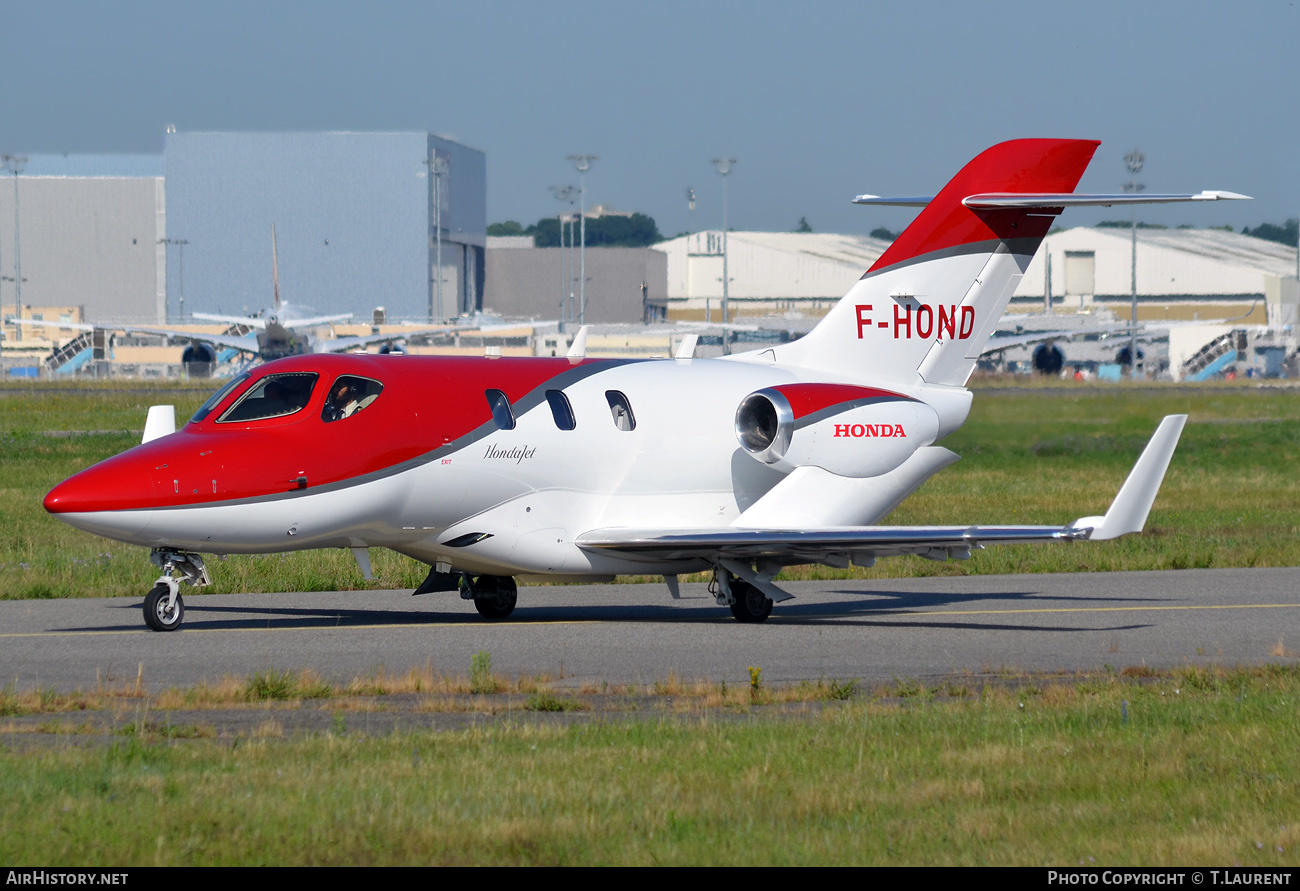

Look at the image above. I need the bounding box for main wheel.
[729,580,773,623]
[143,583,185,632]
[473,575,518,620]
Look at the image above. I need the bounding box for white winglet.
[1070,414,1187,540]
[674,334,699,359]
[566,325,590,358]
[142,405,176,444]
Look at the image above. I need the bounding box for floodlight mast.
[158,238,190,321]
[567,155,597,326]
[712,157,737,353]
[550,185,578,333]
[1123,148,1145,380]
[2,155,27,347]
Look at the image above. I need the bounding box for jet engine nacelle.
[734,385,940,478]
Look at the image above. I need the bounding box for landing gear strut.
[712,569,774,624]
[143,550,210,632]
[461,574,518,620]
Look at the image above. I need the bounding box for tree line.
[488,213,662,248]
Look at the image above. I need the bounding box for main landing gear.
[712,569,774,624]
[460,574,518,620]
[143,550,210,632]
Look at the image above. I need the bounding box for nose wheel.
[144,582,185,632]
[142,550,209,632]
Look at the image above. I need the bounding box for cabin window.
[217,372,318,423]
[546,390,576,430]
[485,389,515,430]
[322,375,384,422]
[605,390,636,431]
[191,372,251,423]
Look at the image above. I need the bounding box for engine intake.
[735,389,792,464]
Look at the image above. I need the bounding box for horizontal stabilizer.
[853,191,1250,210]
[851,195,934,207]
[963,191,1250,209]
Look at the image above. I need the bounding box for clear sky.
[2,0,1295,239]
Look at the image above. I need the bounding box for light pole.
[2,155,27,345]
[425,154,450,322]
[712,157,737,350]
[1123,148,1145,380]
[159,238,190,321]
[550,185,577,331]
[566,155,597,326]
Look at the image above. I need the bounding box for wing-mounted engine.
[734,383,939,479]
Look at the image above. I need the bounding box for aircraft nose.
[44,458,155,515]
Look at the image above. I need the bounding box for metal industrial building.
[165,131,485,323]
[652,231,893,319]
[0,154,164,324]
[1017,227,1298,326]
[483,236,667,324]
[652,228,1299,326]
[0,131,487,330]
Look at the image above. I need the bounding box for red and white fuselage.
[45,139,1235,623]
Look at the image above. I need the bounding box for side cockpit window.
[605,390,636,431]
[190,372,250,424]
[322,375,384,422]
[217,372,318,423]
[486,389,515,430]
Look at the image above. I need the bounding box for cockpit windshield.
[217,372,319,423]
[190,373,251,424]
[321,375,384,422]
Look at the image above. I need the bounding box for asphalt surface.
[2,567,1298,693]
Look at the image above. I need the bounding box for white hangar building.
[1018,227,1298,327]
[652,228,1299,327]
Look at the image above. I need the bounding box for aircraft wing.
[281,313,353,330]
[314,320,549,353]
[578,414,1186,578]
[190,312,267,330]
[4,318,260,354]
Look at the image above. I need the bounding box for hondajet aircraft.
[44,139,1245,630]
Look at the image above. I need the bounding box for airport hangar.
[649,228,1297,325]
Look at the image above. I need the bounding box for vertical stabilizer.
[772,139,1099,386]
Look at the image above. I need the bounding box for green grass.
[2,665,1298,865]
[3,380,1300,598]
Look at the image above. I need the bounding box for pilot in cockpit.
[324,381,360,421]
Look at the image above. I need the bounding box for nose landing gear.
[143,550,210,632]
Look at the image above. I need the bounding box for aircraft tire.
[473,576,518,620]
[143,583,185,632]
[729,581,773,623]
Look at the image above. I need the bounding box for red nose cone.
[45,455,155,514]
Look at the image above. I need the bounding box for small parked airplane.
[8,225,463,370]
[43,139,1245,630]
